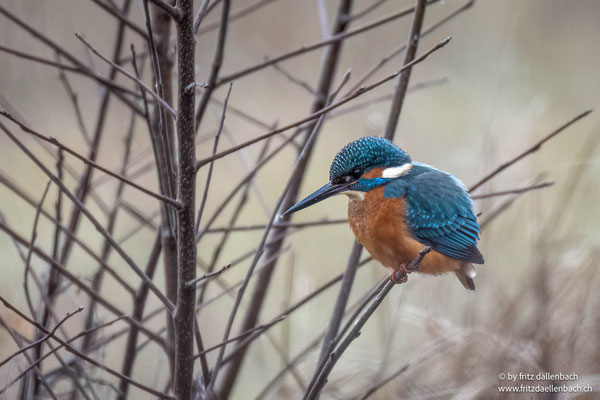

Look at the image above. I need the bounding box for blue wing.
[384,164,484,264]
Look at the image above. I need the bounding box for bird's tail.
[454,262,476,291]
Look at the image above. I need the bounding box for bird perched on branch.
[283,136,484,290]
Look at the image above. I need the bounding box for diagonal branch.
[304,247,431,399]
[215,0,440,85]
[0,307,83,368]
[196,36,452,169]
[148,0,181,20]
[0,121,176,312]
[75,33,177,119]
[469,109,592,192]
[0,111,181,208]
[0,296,174,400]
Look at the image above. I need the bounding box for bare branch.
[345,0,474,95]
[0,111,182,208]
[90,0,148,39]
[23,181,51,318]
[215,0,440,85]
[193,0,211,34]
[196,0,278,35]
[56,57,93,148]
[471,182,554,199]
[209,95,333,394]
[194,316,286,358]
[0,44,143,101]
[0,219,166,347]
[1,316,127,395]
[345,0,389,22]
[186,264,232,287]
[148,0,181,20]
[205,218,347,234]
[118,232,162,400]
[0,296,174,399]
[195,83,232,233]
[0,6,146,114]
[0,121,175,312]
[469,109,592,192]
[197,37,452,169]
[384,0,428,139]
[305,247,431,399]
[193,0,231,131]
[0,307,83,368]
[75,33,177,119]
[0,316,59,400]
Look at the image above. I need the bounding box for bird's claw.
[390,270,408,284]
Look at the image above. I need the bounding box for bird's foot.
[390,270,408,284]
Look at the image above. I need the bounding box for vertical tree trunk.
[173,0,197,398]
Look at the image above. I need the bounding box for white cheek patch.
[344,191,365,201]
[381,163,413,178]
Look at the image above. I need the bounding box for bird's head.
[282,136,412,216]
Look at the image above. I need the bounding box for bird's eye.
[344,175,353,182]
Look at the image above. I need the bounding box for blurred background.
[1,0,599,398]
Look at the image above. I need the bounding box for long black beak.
[282,181,354,217]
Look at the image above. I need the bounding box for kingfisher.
[282,136,484,290]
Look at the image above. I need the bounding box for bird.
[282,136,484,290]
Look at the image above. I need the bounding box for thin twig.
[345,0,389,22]
[0,44,143,101]
[215,10,354,391]
[23,181,51,319]
[471,182,554,199]
[0,316,59,400]
[0,111,181,208]
[194,316,286,358]
[345,0,474,95]
[205,218,347,233]
[0,219,166,347]
[148,0,181,20]
[193,0,211,34]
[197,36,452,169]
[0,6,145,114]
[56,55,93,148]
[90,0,148,39]
[195,83,232,233]
[215,0,440,86]
[304,247,431,399]
[196,0,278,35]
[186,264,232,287]
[75,33,177,119]
[208,94,334,394]
[469,109,592,192]
[271,62,316,95]
[193,0,231,131]
[0,307,83,368]
[0,121,175,312]
[0,296,174,399]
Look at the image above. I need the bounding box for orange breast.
[347,170,461,276]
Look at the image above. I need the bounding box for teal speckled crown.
[329,136,411,181]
